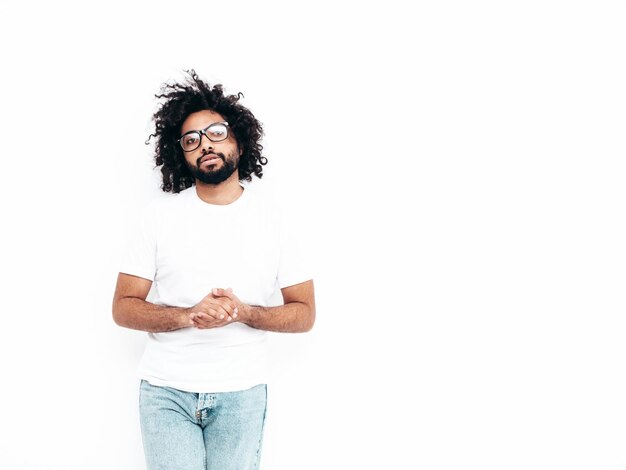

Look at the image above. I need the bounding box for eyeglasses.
[178,121,230,152]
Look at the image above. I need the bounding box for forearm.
[113,297,191,333]
[240,301,314,333]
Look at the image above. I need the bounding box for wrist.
[238,303,253,323]
[179,307,193,328]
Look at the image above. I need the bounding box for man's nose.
[200,134,214,153]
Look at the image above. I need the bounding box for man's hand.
[210,287,250,322]
[207,281,315,333]
[189,288,239,329]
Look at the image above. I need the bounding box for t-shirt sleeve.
[118,201,159,281]
[276,204,315,289]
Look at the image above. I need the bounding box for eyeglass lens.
[181,123,228,151]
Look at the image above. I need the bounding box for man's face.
[179,109,242,185]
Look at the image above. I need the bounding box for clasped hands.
[188,287,246,329]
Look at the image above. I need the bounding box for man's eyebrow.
[181,122,220,135]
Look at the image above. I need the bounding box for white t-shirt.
[119,183,312,393]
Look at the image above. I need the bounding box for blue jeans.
[139,379,267,470]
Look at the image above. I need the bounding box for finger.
[213,287,235,300]
[192,317,208,329]
[200,305,230,323]
[200,294,231,310]
[195,315,227,329]
[212,299,238,319]
[195,311,227,327]
[191,316,205,328]
[208,298,235,315]
[195,311,231,328]
[209,306,233,322]
[198,303,223,319]
[200,309,225,322]
[204,287,226,301]
[191,313,212,328]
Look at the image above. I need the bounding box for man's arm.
[213,280,315,333]
[112,273,192,333]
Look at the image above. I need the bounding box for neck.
[194,173,244,205]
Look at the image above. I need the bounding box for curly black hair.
[145,69,267,193]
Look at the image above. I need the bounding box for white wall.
[1,1,625,469]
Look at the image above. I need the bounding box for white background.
[1,1,625,469]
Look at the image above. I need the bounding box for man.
[112,70,315,470]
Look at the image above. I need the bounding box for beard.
[188,152,239,185]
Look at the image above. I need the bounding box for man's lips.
[200,154,222,165]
